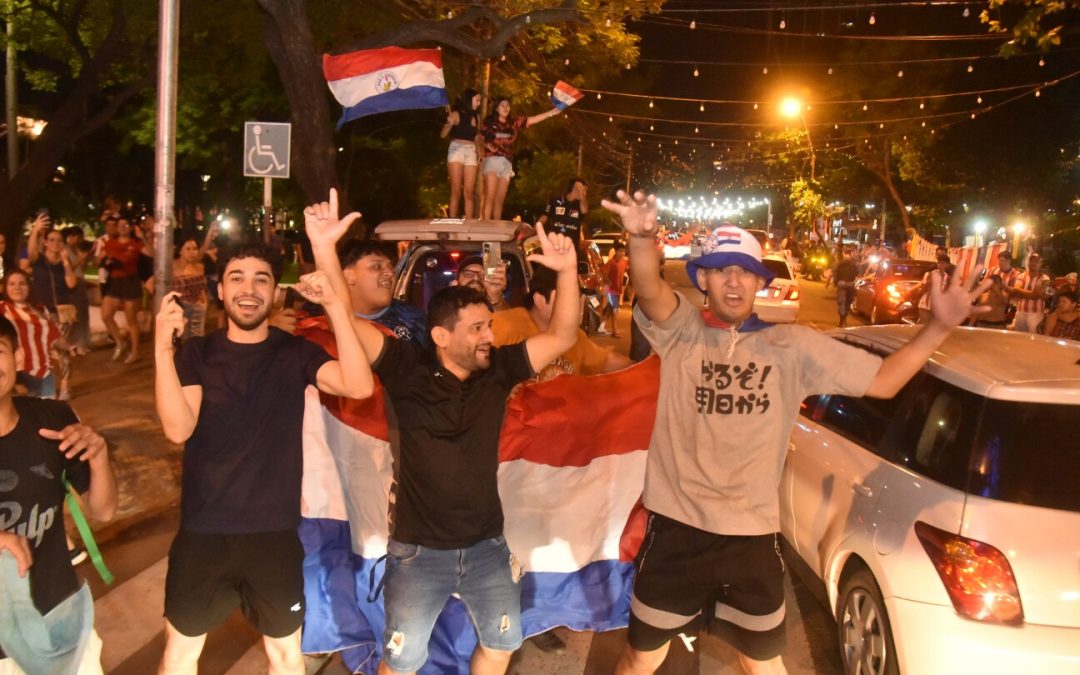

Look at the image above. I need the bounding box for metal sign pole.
[153,0,180,313]
[263,177,272,244]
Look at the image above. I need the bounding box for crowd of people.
[0,88,1075,674]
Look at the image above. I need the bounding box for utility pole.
[577,141,583,174]
[6,16,17,179]
[152,0,180,312]
[625,145,633,193]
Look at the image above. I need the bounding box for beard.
[224,299,272,331]
[447,340,491,374]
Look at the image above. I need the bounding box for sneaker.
[529,630,567,655]
[69,546,88,566]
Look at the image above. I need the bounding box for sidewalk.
[66,339,182,544]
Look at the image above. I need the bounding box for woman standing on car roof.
[440,89,482,220]
[479,96,563,221]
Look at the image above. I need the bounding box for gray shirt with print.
[635,293,883,536]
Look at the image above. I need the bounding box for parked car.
[586,230,626,261]
[754,254,800,323]
[852,259,935,324]
[578,243,606,334]
[375,219,530,310]
[745,228,778,253]
[780,326,1080,674]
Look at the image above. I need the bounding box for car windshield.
[402,249,528,310]
[883,262,933,280]
[763,259,792,280]
[968,400,1080,513]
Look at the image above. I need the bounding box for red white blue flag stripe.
[551,80,584,110]
[296,321,656,673]
[323,47,448,129]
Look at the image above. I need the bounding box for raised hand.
[41,423,108,464]
[154,291,186,352]
[929,265,992,329]
[304,188,360,250]
[295,270,338,307]
[526,222,577,274]
[600,190,658,238]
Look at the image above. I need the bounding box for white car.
[781,326,1080,674]
[754,254,800,323]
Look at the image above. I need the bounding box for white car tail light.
[914,521,1024,625]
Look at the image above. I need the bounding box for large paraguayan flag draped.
[323,47,448,129]
[295,320,658,674]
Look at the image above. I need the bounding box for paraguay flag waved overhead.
[295,319,658,673]
[551,80,584,110]
[323,46,448,129]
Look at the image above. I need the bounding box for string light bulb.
[1035,89,1041,97]
[608,116,613,122]
[827,67,834,75]
[762,66,769,75]
[695,127,700,133]
[1039,58,1046,67]
[967,63,974,73]
[869,13,876,25]
[971,113,976,119]
[897,69,904,77]
[564,58,570,66]
[699,103,705,112]
[862,103,868,111]
[693,67,700,77]
[921,121,926,127]
[625,63,631,70]
[919,101,925,110]
[962,6,970,17]
[977,96,983,104]
[753,103,759,110]
[779,19,786,30]
[649,100,654,108]
[650,124,654,131]
[690,20,696,30]
[605,18,611,27]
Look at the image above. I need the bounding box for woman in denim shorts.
[441,89,482,219]
[479,97,563,220]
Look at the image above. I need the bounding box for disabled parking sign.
[243,121,291,179]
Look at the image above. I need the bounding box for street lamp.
[779,96,815,181]
[1011,221,1026,257]
[973,219,988,249]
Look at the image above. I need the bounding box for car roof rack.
[375,219,519,242]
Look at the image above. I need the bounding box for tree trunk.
[256,0,340,207]
[0,10,139,257]
[862,140,913,240]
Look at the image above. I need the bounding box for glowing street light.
[778,96,815,181]
[1011,221,1027,257]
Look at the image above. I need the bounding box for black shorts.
[164,529,305,638]
[628,513,787,661]
[104,275,142,301]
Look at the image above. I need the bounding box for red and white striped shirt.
[1012,271,1050,314]
[0,301,60,378]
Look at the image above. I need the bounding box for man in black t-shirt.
[154,199,373,675]
[0,315,116,670]
[535,177,589,247]
[307,211,580,675]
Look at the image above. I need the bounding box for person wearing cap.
[601,190,991,675]
[454,255,510,311]
[1005,252,1050,333]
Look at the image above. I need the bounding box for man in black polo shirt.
[154,227,372,675]
[535,177,589,248]
[305,200,580,675]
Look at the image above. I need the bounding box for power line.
[637,48,1076,68]
[643,15,1008,41]
[660,1,975,12]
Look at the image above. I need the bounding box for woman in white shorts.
[440,89,482,219]
[479,97,563,220]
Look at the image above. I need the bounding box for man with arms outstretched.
[601,190,990,675]
[303,190,580,675]
[154,232,372,675]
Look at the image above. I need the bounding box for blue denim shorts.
[380,535,523,673]
[482,155,514,180]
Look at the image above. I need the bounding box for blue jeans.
[380,536,522,673]
[17,372,56,399]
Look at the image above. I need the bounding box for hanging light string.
[576,75,1074,107]
[660,2,976,13]
[642,15,1008,41]
[637,48,1075,69]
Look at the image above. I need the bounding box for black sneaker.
[529,630,567,655]
[69,546,88,566]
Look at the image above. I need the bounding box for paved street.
[71,263,852,674]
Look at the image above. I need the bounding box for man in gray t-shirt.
[600,191,991,675]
